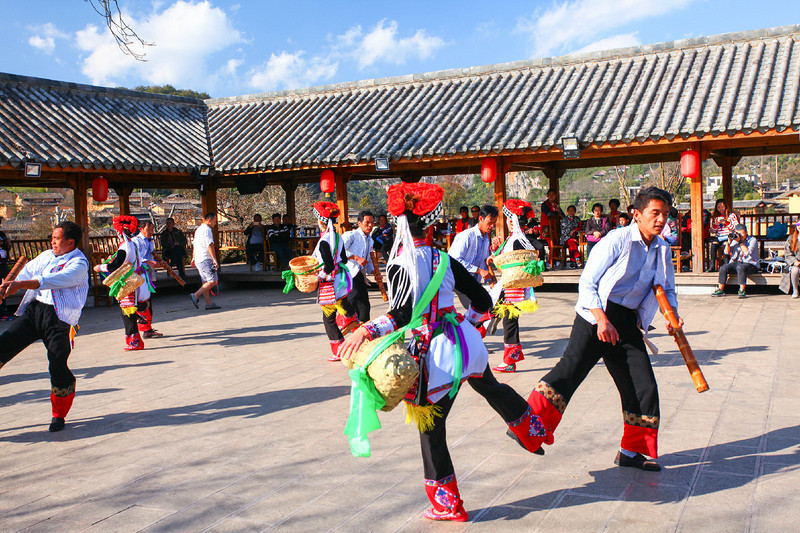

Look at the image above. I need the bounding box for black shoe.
[49,417,65,432]
[190,294,199,309]
[614,451,660,471]
[506,429,545,455]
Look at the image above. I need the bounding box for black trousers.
[718,261,757,286]
[272,242,293,270]
[321,297,356,342]
[420,364,528,480]
[0,301,75,391]
[346,272,371,323]
[503,316,519,345]
[246,243,264,266]
[121,307,139,336]
[542,301,659,421]
[0,262,8,316]
[527,237,547,262]
[164,247,186,277]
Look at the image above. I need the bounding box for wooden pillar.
[721,160,734,213]
[690,145,704,274]
[282,182,297,223]
[201,177,219,260]
[494,164,507,239]
[72,173,90,253]
[335,171,349,231]
[540,163,565,242]
[114,187,132,216]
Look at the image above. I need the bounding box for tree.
[714,177,756,201]
[86,0,152,61]
[646,162,686,204]
[133,84,211,100]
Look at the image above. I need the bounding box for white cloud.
[75,1,245,88]
[573,32,641,55]
[516,0,692,58]
[248,51,338,92]
[351,20,445,69]
[28,23,69,54]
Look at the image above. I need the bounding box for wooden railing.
[738,213,800,238]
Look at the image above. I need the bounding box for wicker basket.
[289,256,321,293]
[102,263,145,300]
[494,249,544,289]
[342,337,419,412]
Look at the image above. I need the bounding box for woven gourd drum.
[343,337,419,412]
[289,256,320,293]
[102,263,145,300]
[494,249,544,289]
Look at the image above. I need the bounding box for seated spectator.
[267,213,293,270]
[617,212,631,227]
[159,217,187,277]
[584,203,610,257]
[709,199,739,271]
[785,222,800,299]
[469,205,480,228]
[282,214,297,237]
[660,207,679,245]
[712,224,758,298]
[520,206,548,264]
[679,209,711,271]
[0,215,11,320]
[560,205,582,268]
[455,206,470,233]
[372,214,394,260]
[244,214,266,270]
[607,198,621,228]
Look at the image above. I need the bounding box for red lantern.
[320,169,335,195]
[92,176,108,202]
[680,149,700,180]
[481,158,497,184]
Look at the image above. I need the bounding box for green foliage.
[131,84,211,100]
[714,177,756,200]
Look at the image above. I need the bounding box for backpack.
[766,222,788,240]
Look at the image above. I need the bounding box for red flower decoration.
[386,183,444,216]
[112,215,139,234]
[313,201,340,219]
[504,199,531,216]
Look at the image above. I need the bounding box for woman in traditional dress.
[339,184,544,522]
[487,199,543,373]
[311,201,358,361]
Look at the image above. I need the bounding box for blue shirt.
[449,225,491,281]
[607,227,660,310]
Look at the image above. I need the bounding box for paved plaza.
[0,285,798,532]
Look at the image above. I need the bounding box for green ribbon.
[344,252,450,457]
[492,238,509,257]
[108,265,134,298]
[499,258,545,276]
[281,263,320,294]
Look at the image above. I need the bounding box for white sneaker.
[792,294,799,299]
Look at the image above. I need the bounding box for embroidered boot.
[506,406,548,454]
[422,475,468,522]
[336,313,360,335]
[327,339,343,361]
[493,344,524,372]
[124,334,145,351]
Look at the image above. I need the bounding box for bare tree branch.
[85,0,153,61]
[614,166,632,207]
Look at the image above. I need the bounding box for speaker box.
[235,175,267,195]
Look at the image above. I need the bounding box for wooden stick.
[370,250,388,302]
[653,284,709,393]
[152,252,186,286]
[0,257,29,299]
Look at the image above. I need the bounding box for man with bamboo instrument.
[523,187,682,471]
[0,221,89,432]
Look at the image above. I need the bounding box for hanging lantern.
[91,176,108,202]
[320,169,335,197]
[481,158,497,185]
[680,149,700,180]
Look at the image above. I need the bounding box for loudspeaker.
[235,175,267,195]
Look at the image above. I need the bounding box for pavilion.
[1,24,799,273]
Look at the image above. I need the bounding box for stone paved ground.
[0,286,799,532]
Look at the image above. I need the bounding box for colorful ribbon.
[499,258,545,276]
[108,265,134,298]
[281,263,320,293]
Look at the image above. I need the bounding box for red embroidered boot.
[506,406,548,454]
[493,344,524,372]
[124,334,144,351]
[327,339,343,361]
[336,313,360,335]
[423,475,468,522]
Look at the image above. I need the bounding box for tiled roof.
[0,73,211,173]
[207,25,800,173]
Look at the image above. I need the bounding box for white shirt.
[16,248,89,326]
[449,225,491,282]
[193,224,214,263]
[343,228,374,277]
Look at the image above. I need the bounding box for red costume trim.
[51,392,75,418]
[527,389,562,445]
[503,199,531,216]
[621,424,658,458]
[313,201,340,221]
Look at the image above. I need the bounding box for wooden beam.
[690,144,704,274]
[282,182,297,224]
[200,177,220,261]
[114,187,132,216]
[335,171,349,230]
[721,158,734,216]
[72,173,90,253]
[494,162,507,240]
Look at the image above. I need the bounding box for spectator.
[709,199,739,271]
[449,205,501,309]
[267,213,293,270]
[660,207,679,245]
[520,206,548,264]
[560,205,582,268]
[469,205,480,228]
[371,214,394,261]
[159,217,187,277]
[0,216,12,320]
[584,203,610,256]
[785,222,800,299]
[679,209,711,272]
[343,211,376,323]
[283,214,297,237]
[712,224,758,298]
[244,214,266,271]
[190,212,220,310]
[627,204,635,216]
[455,206,471,233]
[540,189,565,228]
[617,213,631,227]
[607,198,621,228]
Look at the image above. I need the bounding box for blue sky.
[2,1,798,98]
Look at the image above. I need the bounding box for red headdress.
[386,183,444,228]
[313,201,340,223]
[503,199,531,218]
[113,215,139,235]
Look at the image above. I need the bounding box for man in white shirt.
[448,205,502,312]
[521,187,682,472]
[343,211,375,323]
[0,221,89,432]
[190,213,221,310]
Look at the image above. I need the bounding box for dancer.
[522,187,680,471]
[340,183,544,522]
[488,199,543,373]
[132,221,163,338]
[94,215,150,350]
[311,201,358,362]
[0,221,89,432]
[343,210,376,323]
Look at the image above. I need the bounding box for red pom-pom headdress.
[313,201,340,223]
[386,183,444,228]
[113,215,139,235]
[503,199,531,219]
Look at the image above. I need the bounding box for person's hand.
[666,317,684,336]
[476,268,493,281]
[190,259,196,267]
[0,280,20,298]
[93,264,104,273]
[596,317,620,345]
[213,260,219,269]
[355,256,369,267]
[593,231,602,238]
[491,236,503,249]
[339,326,370,361]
